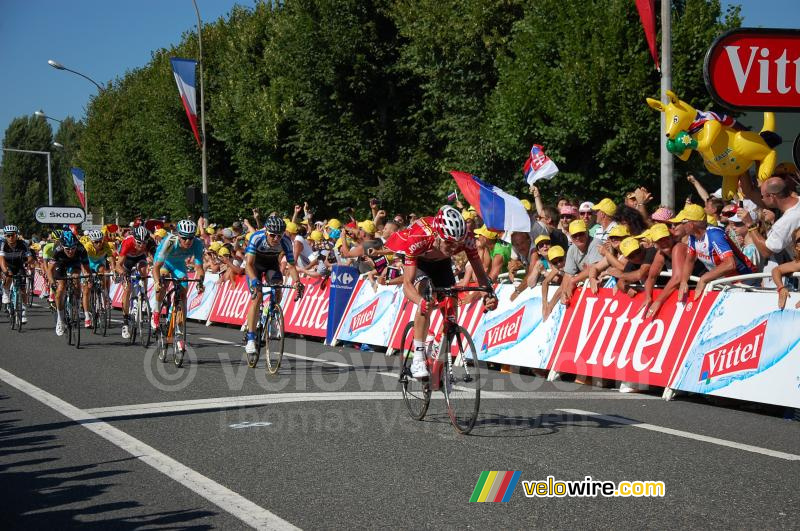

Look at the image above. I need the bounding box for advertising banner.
[326,266,360,344]
[33,269,46,296]
[551,287,719,387]
[208,276,251,325]
[670,291,800,408]
[472,284,566,369]
[187,272,219,321]
[333,279,404,347]
[281,276,331,338]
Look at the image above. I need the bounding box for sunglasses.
[733,222,745,228]
[4,234,16,238]
[560,215,575,220]
[579,211,592,217]
[266,232,281,239]
[721,211,736,217]
[179,236,194,242]
[536,241,550,248]
[551,258,565,266]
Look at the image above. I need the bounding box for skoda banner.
[35,205,86,224]
[326,265,359,344]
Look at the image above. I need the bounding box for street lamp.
[47,59,104,93]
[35,109,63,124]
[1,148,53,205]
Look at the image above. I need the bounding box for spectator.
[578,201,600,237]
[531,205,569,250]
[650,206,673,225]
[558,206,578,246]
[606,237,657,296]
[729,212,763,270]
[560,219,603,303]
[624,187,654,222]
[380,219,400,242]
[586,225,629,293]
[511,235,553,301]
[591,198,618,242]
[614,205,648,236]
[218,246,244,283]
[743,177,800,265]
[541,245,567,320]
[773,227,800,310]
[673,204,755,300]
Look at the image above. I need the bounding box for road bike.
[247,283,301,374]
[125,271,152,348]
[63,274,89,349]
[398,285,493,435]
[155,277,201,368]
[5,271,27,332]
[89,272,113,337]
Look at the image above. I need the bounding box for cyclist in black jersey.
[1,225,34,323]
[48,231,91,336]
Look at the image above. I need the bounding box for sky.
[0,0,798,164]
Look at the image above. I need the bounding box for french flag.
[71,167,86,209]
[450,171,531,233]
[170,57,201,146]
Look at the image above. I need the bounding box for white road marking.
[0,367,300,530]
[558,408,800,461]
[200,337,237,345]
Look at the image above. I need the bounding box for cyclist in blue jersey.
[243,215,304,355]
[151,220,205,329]
[672,204,754,300]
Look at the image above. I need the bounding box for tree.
[52,117,85,208]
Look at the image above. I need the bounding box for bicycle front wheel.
[441,324,481,434]
[91,289,101,335]
[399,321,431,421]
[157,302,169,362]
[265,305,284,375]
[15,288,23,333]
[140,298,151,348]
[73,290,81,349]
[172,303,186,368]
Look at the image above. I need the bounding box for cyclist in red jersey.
[385,205,497,379]
[115,226,156,339]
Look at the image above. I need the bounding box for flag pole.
[192,0,208,222]
[660,0,674,210]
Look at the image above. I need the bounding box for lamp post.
[1,148,53,205]
[47,59,104,93]
[35,109,63,124]
[192,0,209,221]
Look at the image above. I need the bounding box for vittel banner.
[281,276,330,338]
[208,276,252,325]
[472,284,565,369]
[551,287,718,387]
[670,291,800,408]
[705,28,800,110]
[333,280,405,346]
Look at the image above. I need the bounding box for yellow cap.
[206,227,215,235]
[620,237,641,257]
[245,231,254,243]
[547,245,565,261]
[285,221,298,234]
[520,199,532,211]
[327,218,342,230]
[568,219,588,235]
[30,243,41,251]
[209,242,222,252]
[218,246,231,257]
[640,223,670,242]
[534,235,551,246]
[592,198,618,216]
[669,203,705,223]
[155,228,167,238]
[461,209,476,221]
[474,225,498,240]
[358,220,376,234]
[607,225,630,238]
[309,230,324,242]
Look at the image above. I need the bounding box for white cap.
[579,201,594,213]
[729,213,743,223]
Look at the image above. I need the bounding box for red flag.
[635,0,659,70]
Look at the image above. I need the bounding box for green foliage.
[2,0,741,228]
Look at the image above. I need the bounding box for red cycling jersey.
[385,216,479,266]
[118,235,154,258]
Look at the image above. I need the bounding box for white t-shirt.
[593,221,617,243]
[294,235,314,267]
[765,199,800,261]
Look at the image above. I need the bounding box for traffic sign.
[35,206,86,224]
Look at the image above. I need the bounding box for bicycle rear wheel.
[101,291,110,337]
[15,287,23,333]
[249,318,262,369]
[157,301,169,362]
[65,292,74,345]
[265,305,284,375]
[139,298,151,348]
[399,321,431,421]
[73,289,81,349]
[91,288,101,335]
[172,302,186,368]
[441,324,481,434]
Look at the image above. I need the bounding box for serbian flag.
[523,144,559,185]
[450,171,531,232]
[635,0,659,70]
[71,167,86,209]
[170,57,201,146]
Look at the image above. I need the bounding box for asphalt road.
[0,303,798,529]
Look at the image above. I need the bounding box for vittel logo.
[699,320,766,382]
[483,307,524,350]
[351,299,378,332]
[189,289,203,312]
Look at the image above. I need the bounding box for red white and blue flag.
[450,171,531,233]
[71,167,86,209]
[522,144,559,185]
[170,57,201,146]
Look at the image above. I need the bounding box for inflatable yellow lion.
[646,90,780,200]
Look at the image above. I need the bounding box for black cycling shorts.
[53,261,83,280]
[122,254,148,272]
[414,257,455,289]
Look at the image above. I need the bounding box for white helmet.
[433,205,467,242]
[132,226,149,243]
[88,230,103,242]
[3,225,19,235]
[176,220,197,238]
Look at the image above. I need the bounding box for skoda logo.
[36,210,46,219]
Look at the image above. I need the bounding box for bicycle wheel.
[172,302,186,368]
[15,286,23,333]
[264,305,285,375]
[73,289,81,349]
[399,321,431,421]
[91,288,100,335]
[248,318,262,369]
[157,301,169,362]
[65,293,74,345]
[441,325,481,434]
[139,298,151,348]
[101,290,110,337]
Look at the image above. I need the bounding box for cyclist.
[385,205,498,379]
[243,215,304,356]
[151,220,205,331]
[116,225,156,339]
[1,225,34,323]
[82,229,117,306]
[49,231,91,335]
[41,230,62,306]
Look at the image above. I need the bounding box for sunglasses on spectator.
[733,222,745,228]
[536,242,550,248]
[579,211,592,217]
[551,258,565,267]
[721,210,736,217]
[560,215,575,220]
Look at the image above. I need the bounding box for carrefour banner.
[670,291,800,408]
[326,266,359,344]
[333,279,405,346]
[472,284,565,369]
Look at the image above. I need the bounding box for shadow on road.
[0,394,216,529]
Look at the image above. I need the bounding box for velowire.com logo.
[469,471,521,502]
